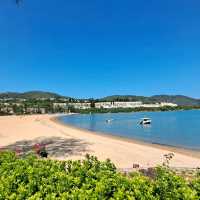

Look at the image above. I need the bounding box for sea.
[59,110,200,151]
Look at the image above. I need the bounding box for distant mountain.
[149,95,200,106]
[0,91,200,106]
[99,95,200,106]
[99,95,149,102]
[0,91,63,99]
[0,92,21,99]
[19,91,62,99]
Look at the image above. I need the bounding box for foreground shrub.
[153,167,197,200]
[0,151,199,199]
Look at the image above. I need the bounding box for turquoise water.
[59,110,200,150]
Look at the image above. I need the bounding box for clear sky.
[0,0,200,98]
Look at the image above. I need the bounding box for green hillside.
[0,92,21,99]
[0,91,62,99]
[99,95,200,106]
[19,91,62,99]
[99,95,148,102]
[149,95,200,106]
[0,91,200,106]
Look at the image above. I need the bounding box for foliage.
[0,151,200,199]
[1,91,200,115]
[153,167,197,200]
[33,144,48,158]
[191,171,200,197]
[100,95,200,106]
[0,91,61,99]
[1,91,200,106]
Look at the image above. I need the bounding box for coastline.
[53,115,200,159]
[1,114,200,168]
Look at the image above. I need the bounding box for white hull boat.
[139,118,151,125]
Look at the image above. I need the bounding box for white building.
[134,102,177,108]
[95,101,177,109]
[68,103,91,109]
[53,103,68,108]
[53,101,177,110]
[160,102,177,107]
[95,101,143,109]
[53,102,91,109]
[140,103,160,108]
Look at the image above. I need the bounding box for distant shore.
[0,114,200,169]
[69,106,200,114]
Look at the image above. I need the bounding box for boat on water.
[139,118,151,125]
[106,119,114,123]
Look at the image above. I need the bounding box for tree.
[89,98,95,108]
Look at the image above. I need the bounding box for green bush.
[153,167,197,200]
[0,151,199,199]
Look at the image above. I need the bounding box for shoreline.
[53,115,200,160]
[1,114,200,168]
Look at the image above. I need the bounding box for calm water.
[59,110,200,150]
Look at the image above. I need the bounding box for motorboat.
[106,119,114,123]
[139,118,151,125]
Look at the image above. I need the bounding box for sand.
[0,114,200,169]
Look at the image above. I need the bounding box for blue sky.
[0,0,200,98]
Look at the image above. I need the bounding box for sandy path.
[0,114,200,169]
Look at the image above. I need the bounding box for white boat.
[139,118,151,125]
[106,119,114,123]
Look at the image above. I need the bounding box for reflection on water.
[59,110,200,150]
[88,114,96,131]
[141,124,152,128]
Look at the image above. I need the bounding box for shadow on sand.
[3,136,90,157]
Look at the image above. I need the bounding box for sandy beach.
[0,114,200,169]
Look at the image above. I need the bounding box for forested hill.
[0,91,63,99]
[99,95,200,106]
[149,95,200,106]
[0,91,200,106]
